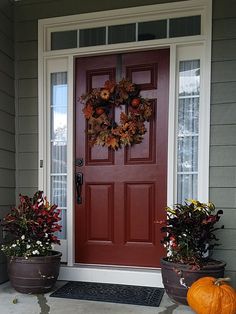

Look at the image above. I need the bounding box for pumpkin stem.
[214,277,231,286]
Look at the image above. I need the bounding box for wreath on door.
[81,78,153,150]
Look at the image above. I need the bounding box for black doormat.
[50,281,164,307]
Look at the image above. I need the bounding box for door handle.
[75,172,83,204]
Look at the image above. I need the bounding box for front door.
[75,49,169,267]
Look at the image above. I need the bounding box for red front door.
[75,49,169,267]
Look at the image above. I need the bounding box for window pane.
[51,106,67,141]
[79,27,106,47]
[51,73,68,105]
[179,60,200,96]
[177,136,198,172]
[178,98,199,135]
[138,20,167,41]
[60,209,67,239]
[51,175,67,208]
[51,30,77,50]
[177,174,198,204]
[169,16,201,38]
[55,209,67,240]
[108,23,136,44]
[177,60,200,203]
[51,142,67,173]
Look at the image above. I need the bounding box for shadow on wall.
[0,227,8,283]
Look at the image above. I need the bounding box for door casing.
[38,0,212,286]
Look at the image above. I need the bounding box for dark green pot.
[7,250,62,294]
[160,257,226,305]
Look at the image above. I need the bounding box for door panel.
[75,49,169,267]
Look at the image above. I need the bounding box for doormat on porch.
[50,281,164,307]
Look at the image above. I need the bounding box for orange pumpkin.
[187,277,236,314]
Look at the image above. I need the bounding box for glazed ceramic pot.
[160,258,226,305]
[7,250,62,294]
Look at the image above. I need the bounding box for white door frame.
[38,0,212,286]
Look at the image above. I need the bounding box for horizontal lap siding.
[14,0,186,22]
[15,9,38,196]
[211,0,236,287]
[0,0,14,283]
[0,0,15,210]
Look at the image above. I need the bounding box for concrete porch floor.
[0,281,195,314]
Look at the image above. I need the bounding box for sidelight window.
[177,60,200,203]
[50,72,68,239]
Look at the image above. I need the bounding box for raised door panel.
[125,182,155,244]
[86,183,114,243]
[86,68,115,165]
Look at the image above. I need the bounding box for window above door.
[40,0,210,55]
[50,15,201,50]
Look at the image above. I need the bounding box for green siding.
[0,0,15,205]
[210,167,236,188]
[212,18,236,40]
[210,146,236,166]
[211,0,236,287]
[14,0,185,21]
[0,0,14,284]
[0,91,14,115]
[212,39,236,61]
[213,0,236,19]
[18,152,38,169]
[18,97,38,116]
[212,61,236,82]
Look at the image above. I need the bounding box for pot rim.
[7,250,62,262]
[160,257,226,270]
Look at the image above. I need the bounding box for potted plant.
[0,191,62,294]
[157,199,225,305]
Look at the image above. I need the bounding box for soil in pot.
[7,250,62,294]
[161,258,226,305]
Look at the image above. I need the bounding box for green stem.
[214,277,231,286]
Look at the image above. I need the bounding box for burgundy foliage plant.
[157,199,224,267]
[1,191,61,257]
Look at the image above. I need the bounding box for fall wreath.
[81,78,153,150]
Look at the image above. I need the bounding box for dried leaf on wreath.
[120,112,129,123]
[104,80,116,93]
[106,137,119,149]
[83,104,94,119]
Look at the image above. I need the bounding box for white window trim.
[38,0,212,286]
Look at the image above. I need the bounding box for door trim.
[38,0,212,285]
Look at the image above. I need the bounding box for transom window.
[50,15,201,50]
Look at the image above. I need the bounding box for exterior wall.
[0,0,15,283]
[210,0,236,286]
[13,0,236,286]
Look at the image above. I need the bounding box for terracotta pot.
[7,250,62,294]
[160,257,226,305]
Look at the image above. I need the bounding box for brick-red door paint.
[75,49,169,267]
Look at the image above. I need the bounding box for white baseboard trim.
[59,265,163,288]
